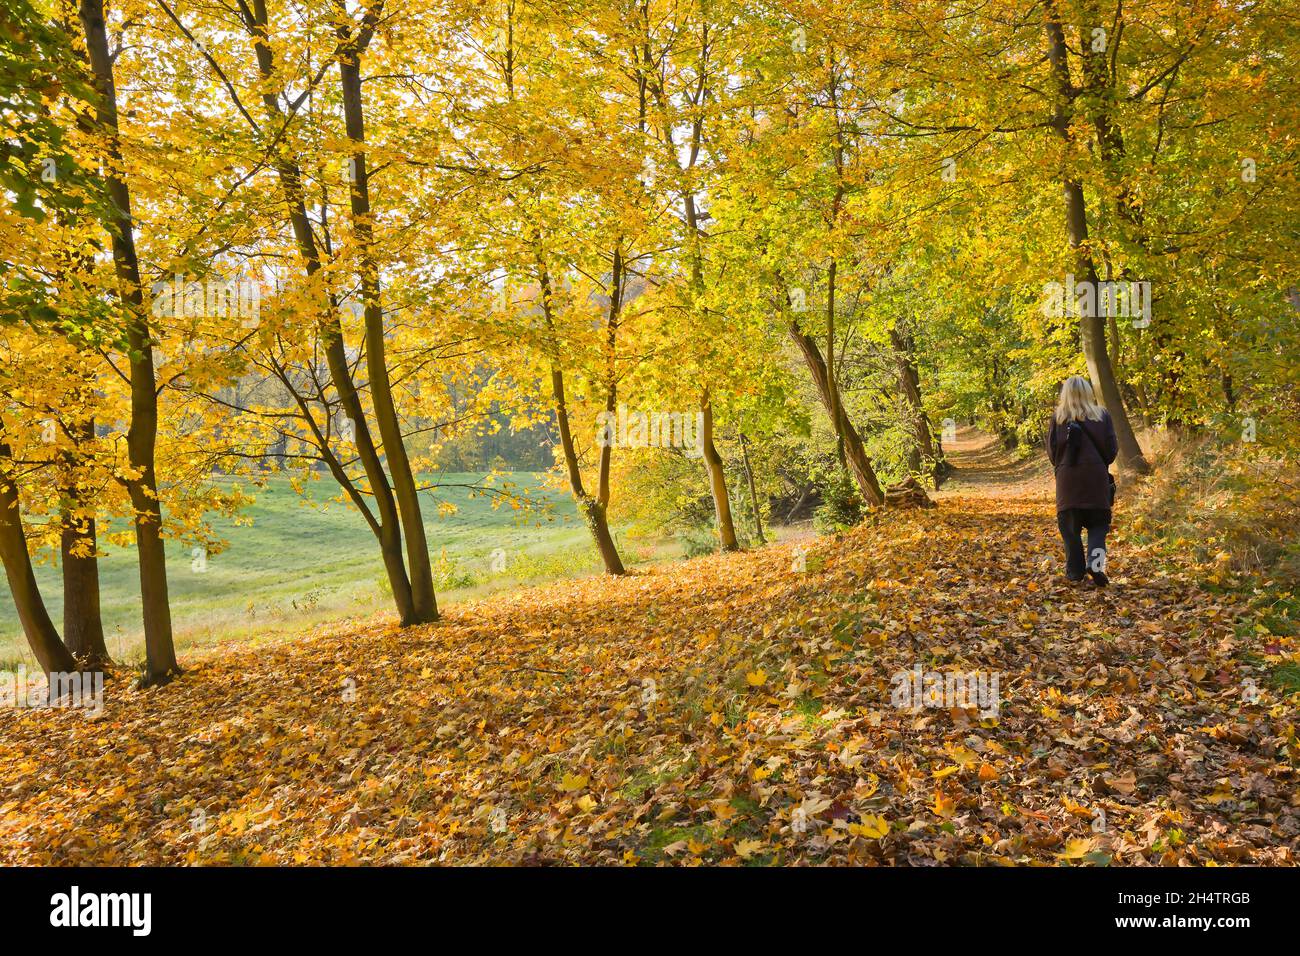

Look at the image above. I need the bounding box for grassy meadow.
[0,472,680,669]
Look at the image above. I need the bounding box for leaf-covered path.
[1,431,1295,865]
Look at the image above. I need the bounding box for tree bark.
[788,319,885,507]
[80,0,179,685]
[596,244,623,510]
[337,34,438,623]
[59,419,108,664]
[889,324,943,483]
[536,254,626,574]
[0,444,78,677]
[685,190,739,552]
[738,431,766,545]
[701,391,739,551]
[1044,12,1150,474]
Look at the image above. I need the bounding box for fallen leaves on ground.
[1,491,1296,866]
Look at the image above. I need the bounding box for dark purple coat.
[1047,411,1118,512]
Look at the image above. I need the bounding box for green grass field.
[0,472,677,669]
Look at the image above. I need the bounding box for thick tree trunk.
[701,392,739,552]
[0,446,77,677]
[738,431,766,545]
[788,319,885,507]
[80,0,179,685]
[60,513,106,663]
[537,256,625,574]
[242,0,417,622]
[59,421,108,664]
[338,48,438,624]
[1044,13,1150,474]
[889,324,941,481]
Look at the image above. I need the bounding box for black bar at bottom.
[0,865,1283,943]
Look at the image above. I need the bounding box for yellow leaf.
[1058,837,1097,860]
[558,773,588,792]
[746,670,767,687]
[849,814,890,839]
[734,838,765,859]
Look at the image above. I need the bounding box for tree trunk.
[537,255,625,574]
[59,421,108,664]
[1077,7,1187,429]
[0,445,77,677]
[337,47,438,624]
[738,431,766,545]
[788,319,885,507]
[701,392,739,552]
[1044,13,1150,474]
[242,0,417,622]
[556,365,625,575]
[889,324,941,482]
[597,245,622,510]
[826,259,846,469]
[80,0,179,685]
[60,513,106,664]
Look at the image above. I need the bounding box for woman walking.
[1047,376,1118,585]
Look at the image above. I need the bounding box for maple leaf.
[849,815,890,840]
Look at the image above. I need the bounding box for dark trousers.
[1057,508,1111,579]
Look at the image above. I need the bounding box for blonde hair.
[1054,375,1106,424]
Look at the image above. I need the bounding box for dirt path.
[934,425,1053,503]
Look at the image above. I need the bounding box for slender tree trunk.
[643,15,738,551]
[536,255,625,574]
[684,189,739,551]
[597,244,623,510]
[826,259,846,468]
[1044,13,1150,474]
[701,391,739,551]
[738,431,765,545]
[321,334,417,621]
[0,445,77,677]
[242,0,417,622]
[556,365,626,575]
[80,0,179,685]
[1077,5,1186,428]
[788,318,885,507]
[337,42,437,624]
